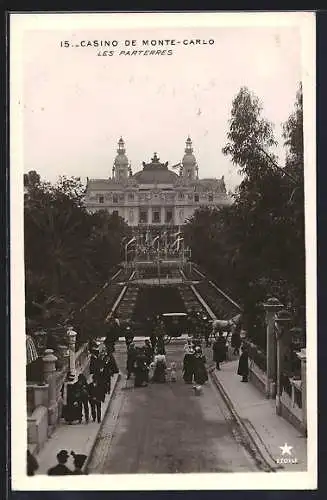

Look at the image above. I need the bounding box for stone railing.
[240,297,307,436]
[280,376,303,432]
[247,341,267,372]
[245,341,268,395]
[27,341,91,454]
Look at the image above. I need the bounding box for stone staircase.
[115,284,140,322]
[177,284,207,315]
[195,281,240,319]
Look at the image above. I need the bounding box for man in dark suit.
[47,450,72,475]
[88,375,106,423]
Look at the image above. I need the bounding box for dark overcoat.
[237,351,249,376]
[183,352,195,383]
[212,337,226,362]
[193,354,208,385]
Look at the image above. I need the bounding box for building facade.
[84,137,231,228]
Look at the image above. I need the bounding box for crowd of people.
[27,310,250,476]
[27,449,88,476]
[60,342,119,426]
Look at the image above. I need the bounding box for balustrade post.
[296,348,307,435]
[263,297,283,398]
[67,326,77,378]
[42,348,58,426]
[274,310,292,415]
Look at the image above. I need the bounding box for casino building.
[84,137,231,230]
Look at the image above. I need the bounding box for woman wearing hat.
[193,347,208,385]
[61,372,81,424]
[183,347,195,384]
[126,342,137,380]
[74,374,90,424]
[71,451,88,474]
[152,350,167,383]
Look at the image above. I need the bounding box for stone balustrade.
[245,298,307,436]
[27,336,90,454]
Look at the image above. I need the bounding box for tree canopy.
[185,84,305,344]
[24,174,128,331]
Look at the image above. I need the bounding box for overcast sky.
[22,25,301,191]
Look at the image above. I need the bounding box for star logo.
[279,443,293,456]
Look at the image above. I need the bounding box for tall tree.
[24,173,128,329]
[222,86,277,179]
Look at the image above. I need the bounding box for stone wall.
[27,341,90,454]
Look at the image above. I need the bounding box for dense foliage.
[24,173,128,332]
[184,85,305,345]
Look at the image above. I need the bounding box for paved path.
[35,374,120,474]
[211,359,307,472]
[87,343,257,474]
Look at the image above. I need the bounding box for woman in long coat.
[61,373,81,424]
[134,349,149,387]
[212,332,226,370]
[237,345,249,382]
[154,320,166,355]
[183,348,195,384]
[193,347,208,385]
[126,343,137,380]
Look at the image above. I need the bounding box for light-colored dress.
[152,354,167,383]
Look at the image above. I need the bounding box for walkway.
[87,343,257,474]
[35,374,119,474]
[211,359,307,472]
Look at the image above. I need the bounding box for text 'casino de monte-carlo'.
[84,137,231,233]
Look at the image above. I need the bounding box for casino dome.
[133,169,178,184]
[133,152,179,184]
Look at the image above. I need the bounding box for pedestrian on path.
[107,350,119,377]
[89,347,102,377]
[154,317,166,355]
[134,348,149,387]
[27,450,38,476]
[143,339,154,365]
[193,347,208,385]
[61,372,81,424]
[71,451,88,474]
[212,332,226,370]
[104,316,120,353]
[170,362,177,382]
[124,324,134,348]
[202,316,211,347]
[184,336,194,353]
[183,348,195,384]
[152,351,167,383]
[126,342,137,380]
[74,374,90,424]
[102,355,111,395]
[47,450,72,475]
[88,375,106,423]
[237,344,249,382]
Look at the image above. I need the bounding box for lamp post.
[263,297,284,398]
[274,309,292,415]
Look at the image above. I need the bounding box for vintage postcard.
[10,12,316,490]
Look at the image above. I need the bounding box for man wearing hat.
[47,450,72,475]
